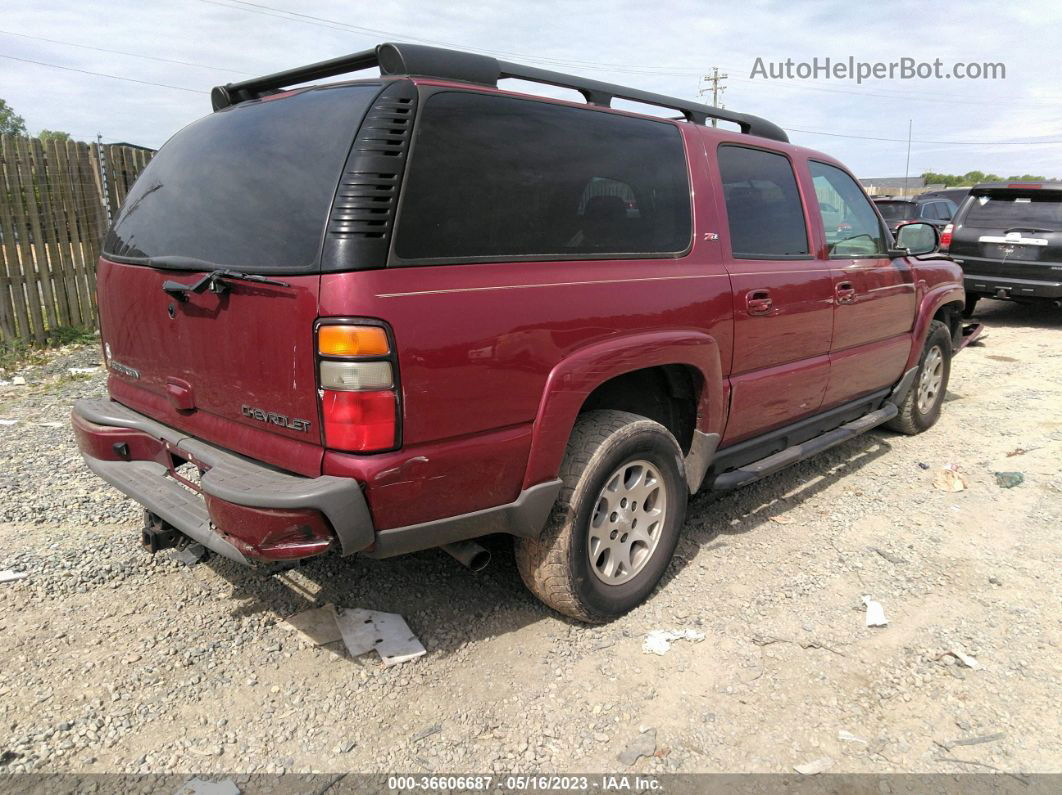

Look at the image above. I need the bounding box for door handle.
[746,289,773,316]
[836,281,857,304]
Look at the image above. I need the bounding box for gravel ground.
[0,299,1060,777]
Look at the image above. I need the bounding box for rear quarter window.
[875,202,915,221]
[392,92,692,263]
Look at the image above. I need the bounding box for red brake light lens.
[321,389,396,452]
[940,223,953,251]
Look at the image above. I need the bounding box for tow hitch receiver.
[141,511,180,553]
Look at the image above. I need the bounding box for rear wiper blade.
[161,269,289,301]
[1003,226,1056,234]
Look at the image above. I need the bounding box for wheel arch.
[907,284,965,369]
[521,330,725,490]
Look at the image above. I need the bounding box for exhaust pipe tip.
[441,540,491,573]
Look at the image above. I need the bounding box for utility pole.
[903,120,912,197]
[699,67,728,127]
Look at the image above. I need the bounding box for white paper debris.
[68,366,101,375]
[794,756,833,775]
[0,570,28,583]
[11,376,26,386]
[950,649,981,669]
[0,419,17,426]
[642,628,705,655]
[862,595,888,627]
[838,729,868,744]
[933,464,967,492]
[335,608,426,667]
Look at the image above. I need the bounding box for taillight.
[316,323,398,452]
[940,223,953,251]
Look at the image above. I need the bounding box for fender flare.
[906,282,964,369]
[521,329,725,489]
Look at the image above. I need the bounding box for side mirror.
[891,222,939,257]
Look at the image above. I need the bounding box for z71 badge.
[241,404,311,432]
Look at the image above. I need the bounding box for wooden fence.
[0,135,154,345]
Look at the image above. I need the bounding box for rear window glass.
[874,202,915,220]
[393,92,691,262]
[717,145,809,258]
[104,84,380,272]
[962,193,1062,228]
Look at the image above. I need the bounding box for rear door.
[713,144,833,444]
[97,83,383,476]
[950,186,1062,282]
[807,161,915,408]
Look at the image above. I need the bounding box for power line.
[201,0,1062,106]
[0,53,207,94]
[0,29,254,75]
[728,75,1051,107]
[4,30,1059,149]
[783,126,1062,145]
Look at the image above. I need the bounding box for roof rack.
[211,42,789,143]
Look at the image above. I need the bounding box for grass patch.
[0,326,99,373]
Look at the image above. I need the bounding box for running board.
[710,403,898,491]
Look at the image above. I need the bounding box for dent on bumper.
[71,398,374,563]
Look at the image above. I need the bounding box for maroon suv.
[72,43,980,622]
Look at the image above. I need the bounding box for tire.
[963,294,980,318]
[886,320,952,435]
[515,410,687,623]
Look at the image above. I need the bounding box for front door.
[807,161,916,408]
[714,144,834,445]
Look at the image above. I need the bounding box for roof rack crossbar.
[211,42,788,143]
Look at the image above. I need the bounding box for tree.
[0,98,27,136]
[38,129,72,143]
[921,169,1057,187]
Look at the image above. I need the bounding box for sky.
[2,0,1061,179]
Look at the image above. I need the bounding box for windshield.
[962,192,1062,229]
[104,84,380,272]
[874,201,915,221]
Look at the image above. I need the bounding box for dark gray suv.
[943,182,1062,315]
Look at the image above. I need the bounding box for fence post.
[96,134,113,227]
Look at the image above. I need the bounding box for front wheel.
[886,320,952,435]
[515,410,687,623]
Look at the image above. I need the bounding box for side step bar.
[710,403,898,491]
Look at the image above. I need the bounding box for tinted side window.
[393,92,691,262]
[808,161,886,257]
[717,146,809,259]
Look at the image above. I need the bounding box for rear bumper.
[963,273,1062,299]
[71,398,562,566]
[71,398,374,564]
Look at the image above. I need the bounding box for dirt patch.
[0,299,1060,775]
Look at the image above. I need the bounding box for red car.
[72,43,980,622]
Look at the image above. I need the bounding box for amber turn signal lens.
[318,325,389,356]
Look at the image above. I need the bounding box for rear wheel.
[886,320,952,435]
[515,410,687,623]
